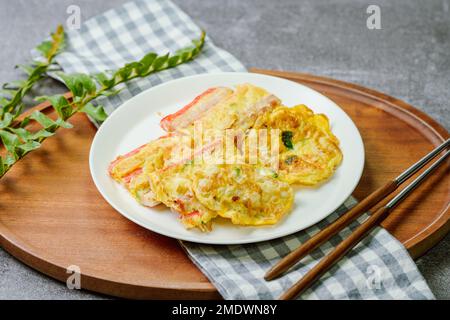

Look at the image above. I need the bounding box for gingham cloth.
[183,197,434,299]
[51,0,244,124]
[46,0,434,300]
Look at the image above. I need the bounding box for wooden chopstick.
[278,149,450,300]
[265,139,450,281]
[265,180,397,280]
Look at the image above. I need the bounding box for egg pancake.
[160,87,233,132]
[109,131,229,208]
[147,163,218,231]
[191,164,294,226]
[109,84,343,232]
[160,84,281,134]
[108,134,194,206]
[148,163,293,230]
[253,104,343,185]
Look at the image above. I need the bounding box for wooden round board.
[0,69,448,299]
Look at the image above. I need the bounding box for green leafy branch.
[0,25,65,117]
[0,30,206,177]
[58,30,206,122]
[0,25,65,177]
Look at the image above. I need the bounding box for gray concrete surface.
[0,0,448,299]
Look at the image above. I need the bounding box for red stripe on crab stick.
[108,144,147,175]
[108,133,177,175]
[184,210,200,217]
[175,209,201,219]
[160,88,217,131]
[122,168,143,185]
[160,87,233,132]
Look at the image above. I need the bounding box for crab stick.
[160,87,233,132]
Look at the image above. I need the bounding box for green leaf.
[152,54,169,71]
[117,66,132,80]
[0,96,9,106]
[0,29,206,179]
[19,116,30,128]
[0,156,11,177]
[29,110,72,131]
[168,55,181,67]
[13,103,25,118]
[140,52,157,70]
[175,31,205,60]
[0,129,20,154]
[24,65,47,84]
[0,88,15,95]
[191,47,200,57]
[31,129,55,141]
[113,62,142,81]
[0,153,15,177]
[77,74,97,95]
[47,24,65,59]
[36,40,52,56]
[0,112,14,129]
[4,154,16,166]
[1,25,66,120]
[178,50,190,61]
[59,73,82,96]
[80,103,108,122]
[30,110,56,129]
[17,140,41,154]
[3,80,26,90]
[94,72,112,87]
[35,24,65,61]
[125,62,142,74]
[11,127,55,143]
[10,127,32,142]
[55,118,73,129]
[99,88,123,97]
[16,64,35,76]
[59,73,97,97]
[38,95,73,120]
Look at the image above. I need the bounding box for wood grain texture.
[254,69,449,259]
[0,69,448,299]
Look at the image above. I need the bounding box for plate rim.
[89,72,365,244]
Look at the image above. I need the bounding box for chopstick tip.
[264,274,272,281]
[264,269,279,281]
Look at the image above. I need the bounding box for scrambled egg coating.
[147,164,294,230]
[175,83,281,134]
[192,165,293,226]
[147,163,218,231]
[108,134,193,206]
[108,85,343,232]
[253,105,343,185]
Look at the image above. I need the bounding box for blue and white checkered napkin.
[52,0,244,120]
[51,0,434,300]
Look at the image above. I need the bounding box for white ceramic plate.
[89,72,364,244]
